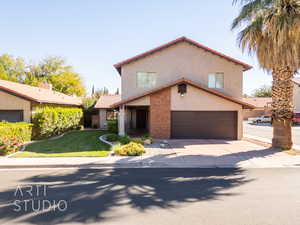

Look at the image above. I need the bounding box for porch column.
[118,105,125,136]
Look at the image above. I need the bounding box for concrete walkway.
[1,140,300,168]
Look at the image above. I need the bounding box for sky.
[0,0,274,95]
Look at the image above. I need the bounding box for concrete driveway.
[143,139,300,168]
[244,121,300,145]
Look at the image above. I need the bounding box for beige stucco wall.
[0,90,31,122]
[121,41,244,100]
[126,96,150,106]
[170,85,243,139]
[294,83,300,113]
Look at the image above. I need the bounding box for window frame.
[136,72,157,88]
[208,73,224,89]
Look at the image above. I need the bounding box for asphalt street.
[0,168,300,225]
[244,121,300,146]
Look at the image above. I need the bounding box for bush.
[0,137,23,156]
[119,135,131,145]
[114,142,145,156]
[0,122,33,142]
[106,134,119,142]
[32,107,83,139]
[131,137,144,144]
[107,120,118,134]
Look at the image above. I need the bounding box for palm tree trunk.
[272,67,294,150]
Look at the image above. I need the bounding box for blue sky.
[0,0,273,95]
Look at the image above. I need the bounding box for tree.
[50,71,86,97]
[115,88,120,95]
[0,55,86,97]
[0,54,26,82]
[93,87,109,99]
[232,0,300,149]
[252,85,272,97]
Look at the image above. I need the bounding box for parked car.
[293,113,300,124]
[248,115,272,124]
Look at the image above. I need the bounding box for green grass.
[12,130,111,157]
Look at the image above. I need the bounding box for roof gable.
[0,79,82,106]
[94,95,121,109]
[111,78,255,109]
[114,37,252,75]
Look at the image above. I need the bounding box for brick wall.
[150,88,171,139]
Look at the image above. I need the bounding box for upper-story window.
[137,72,157,88]
[208,73,224,89]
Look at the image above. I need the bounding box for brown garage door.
[0,110,24,122]
[171,111,237,139]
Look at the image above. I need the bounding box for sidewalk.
[1,139,300,169]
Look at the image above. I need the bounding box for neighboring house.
[293,77,300,113]
[0,79,82,122]
[94,95,121,129]
[98,37,255,140]
[242,97,272,120]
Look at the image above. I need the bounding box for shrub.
[32,106,83,139]
[107,120,118,134]
[114,142,145,156]
[106,134,119,142]
[0,136,23,156]
[131,136,153,145]
[119,135,131,145]
[0,122,33,142]
[131,137,144,144]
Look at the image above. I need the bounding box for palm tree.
[232,0,300,149]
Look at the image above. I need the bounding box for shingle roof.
[111,78,255,109]
[0,79,82,106]
[94,95,121,109]
[242,97,272,108]
[293,77,300,85]
[114,36,252,75]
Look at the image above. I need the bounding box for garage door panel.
[0,110,24,122]
[171,111,237,139]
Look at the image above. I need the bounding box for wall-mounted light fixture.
[178,83,187,97]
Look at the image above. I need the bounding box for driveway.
[142,139,300,168]
[243,121,300,145]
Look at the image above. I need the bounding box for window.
[106,110,118,121]
[137,72,157,88]
[208,73,224,89]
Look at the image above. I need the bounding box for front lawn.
[12,130,111,157]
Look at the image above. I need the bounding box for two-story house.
[96,37,254,140]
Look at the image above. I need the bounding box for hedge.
[0,122,33,142]
[32,107,83,139]
[0,122,33,156]
[107,120,118,134]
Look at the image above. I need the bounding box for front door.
[136,109,147,129]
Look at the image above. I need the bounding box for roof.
[293,77,300,85]
[114,36,252,75]
[242,97,272,108]
[94,95,121,109]
[0,79,82,106]
[111,78,255,109]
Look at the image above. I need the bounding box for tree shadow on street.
[0,168,251,224]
